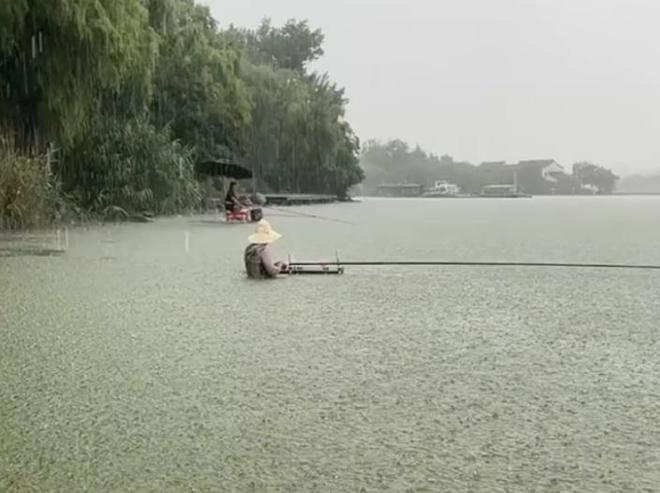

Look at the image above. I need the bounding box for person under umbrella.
[225,181,248,213]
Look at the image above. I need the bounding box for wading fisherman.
[244,220,288,279]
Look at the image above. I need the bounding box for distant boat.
[422,180,465,198]
[481,184,531,198]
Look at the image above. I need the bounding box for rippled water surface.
[2,197,660,491]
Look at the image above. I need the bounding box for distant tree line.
[0,0,363,227]
[616,173,660,194]
[359,140,619,195]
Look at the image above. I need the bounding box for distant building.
[581,184,599,194]
[515,160,565,183]
[477,159,567,194]
[479,161,508,168]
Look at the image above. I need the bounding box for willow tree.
[151,0,251,161]
[233,20,363,196]
[0,0,157,149]
[301,72,362,195]
[229,18,325,73]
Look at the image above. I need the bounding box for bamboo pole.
[287,261,660,271]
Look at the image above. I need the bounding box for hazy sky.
[204,0,660,175]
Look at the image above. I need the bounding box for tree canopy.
[1,1,364,226]
[572,162,619,194]
[0,0,157,147]
[228,18,324,73]
[229,20,362,195]
[150,0,251,160]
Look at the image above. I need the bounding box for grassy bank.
[0,122,203,231]
[0,146,58,230]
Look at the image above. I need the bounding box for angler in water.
[244,220,288,279]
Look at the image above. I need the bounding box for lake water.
[1,197,659,491]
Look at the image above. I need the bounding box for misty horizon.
[205,0,660,177]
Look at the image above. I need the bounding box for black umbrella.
[196,159,253,180]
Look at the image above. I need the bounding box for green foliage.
[146,0,179,36]
[228,18,324,72]
[0,1,28,49]
[240,51,363,196]
[61,117,200,215]
[0,0,158,147]
[223,18,362,196]
[1,3,365,229]
[152,1,250,159]
[0,143,55,229]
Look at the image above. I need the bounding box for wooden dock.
[264,194,339,206]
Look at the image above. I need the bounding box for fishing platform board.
[286,264,344,275]
[285,254,344,275]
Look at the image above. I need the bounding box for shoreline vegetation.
[1,1,363,230]
[2,3,655,231]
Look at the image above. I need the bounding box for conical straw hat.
[248,219,282,244]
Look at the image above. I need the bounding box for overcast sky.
[204,0,660,175]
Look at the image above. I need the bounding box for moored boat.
[422,180,465,198]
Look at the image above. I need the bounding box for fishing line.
[263,205,355,225]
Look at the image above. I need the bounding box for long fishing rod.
[284,258,660,275]
[290,260,660,269]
